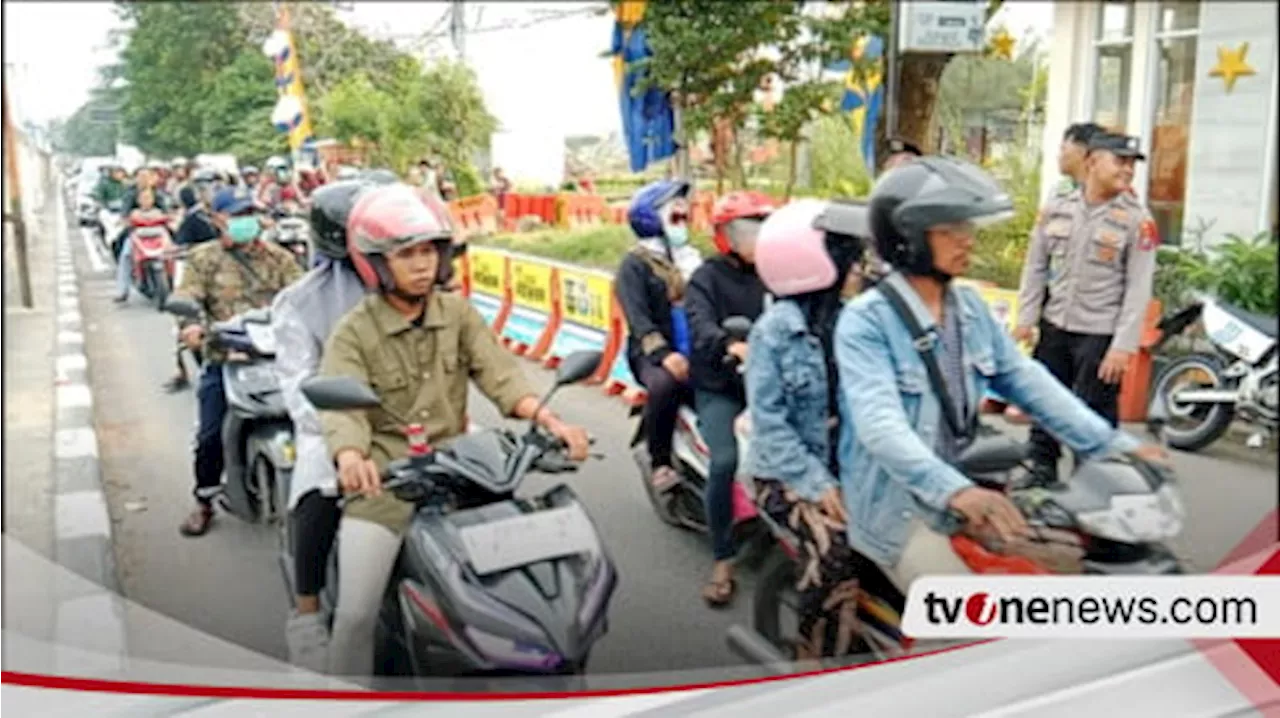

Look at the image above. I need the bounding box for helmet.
[265,156,289,170]
[346,183,454,291]
[307,180,368,260]
[171,157,188,167]
[192,168,218,184]
[868,156,1013,276]
[335,166,360,181]
[241,165,259,177]
[711,190,776,254]
[360,169,399,185]
[755,199,869,296]
[628,179,690,239]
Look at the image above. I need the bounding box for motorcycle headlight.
[1075,486,1185,544]
[244,322,276,356]
[463,626,561,670]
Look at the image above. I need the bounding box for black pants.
[1028,321,1121,468]
[292,490,341,596]
[194,365,228,503]
[636,364,692,470]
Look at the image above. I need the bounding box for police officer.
[175,188,304,536]
[316,183,591,676]
[1014,132,1160,484]
[1052,122,1106,197]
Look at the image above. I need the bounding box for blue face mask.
[666,225,690,247]
[226,216,260,244]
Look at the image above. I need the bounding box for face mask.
[666,225,689,247]
[226,216,260,244]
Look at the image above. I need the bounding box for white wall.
[1181,2,1278,245]
[1039,1,1090,205]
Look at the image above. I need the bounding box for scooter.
[729,430,1186,666]
[164,297,294,526]
[129,218,177,311]
[1147,292,1277,452]
[631,317,772,566]
[288,350,616,679]
[100,201,125,260]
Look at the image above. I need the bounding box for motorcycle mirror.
[722,316,753,343]
[301,376,382,411]
[163,297,201,319]
[555,350,603,387]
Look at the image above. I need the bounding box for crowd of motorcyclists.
[78,124,1175,676]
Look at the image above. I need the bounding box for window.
[1146,0,1200,245]
[1092,0,1136,131]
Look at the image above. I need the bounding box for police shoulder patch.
[1138,218,1160,251]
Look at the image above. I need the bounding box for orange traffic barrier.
[526,267,563,362]
[1119,299,1163,423]
[590,290,629,386]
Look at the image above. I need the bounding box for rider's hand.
[179,324,205,350]
[336,448,381,496]
[816,485,848,525]
[1098,349,1131,385]
[948,487,1030,544]
[1130,443,1171,466]
[661,352,690,383]
[1012,325,1036,344]
[727,341,749,364]
[545,420,591,462]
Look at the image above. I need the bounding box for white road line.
[55,427,99,459]
[79,228,110,273]
[56,384,93,410]
[54,491,112,540]
[58,310,81,325]
[57,330,84,346]
[56,354,88,372]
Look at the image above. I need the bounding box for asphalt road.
[67,225,1278,677]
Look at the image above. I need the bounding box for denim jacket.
[744,300,838,501]
[834,272,1141,567]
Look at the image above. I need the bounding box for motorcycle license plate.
[457,506,596,576]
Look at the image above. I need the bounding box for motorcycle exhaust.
[726,624,793,675]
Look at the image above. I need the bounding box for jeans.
[328,516,402,676]
[695,389,744,561]
[1028,321,1120,470]
[637,364,691,470]
[194,365,227,503]
[115,234,133,298]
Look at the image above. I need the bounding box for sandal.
[701,576,737,607]
[179,505,215,537]
[651,466,680,494]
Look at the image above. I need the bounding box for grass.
[479,224,715,271]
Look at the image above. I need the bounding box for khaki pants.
[886,520,973,596]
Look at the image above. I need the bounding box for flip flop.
[701,577,737,608]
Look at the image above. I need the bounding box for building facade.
[1040,0,1277,247]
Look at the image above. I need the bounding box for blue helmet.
[628,179,691,239]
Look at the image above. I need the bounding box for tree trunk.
[874,53,952,173]
[733,131,747,189]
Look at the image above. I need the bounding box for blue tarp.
[611,22,676,173]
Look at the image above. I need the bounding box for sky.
[4,1,1053,135]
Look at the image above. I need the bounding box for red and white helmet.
[711,190,776,255]
[346,183,454,291]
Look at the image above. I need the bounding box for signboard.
[560,268,612,331]
[511,259,554,314]
[975,285,1031,356]
[899,1,987,54]
[468,247,506,297]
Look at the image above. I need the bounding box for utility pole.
[885,0,902,139]
[450,0,466,62]
[2,78,34,309]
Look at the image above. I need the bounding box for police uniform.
[174,238,302,504]
[1015,133,1159,474]
[318,291,536,534]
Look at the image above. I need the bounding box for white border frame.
[1259,65,1279,234]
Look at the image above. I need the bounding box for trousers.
[1028,321,1120,469]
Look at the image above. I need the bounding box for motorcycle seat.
[1221,301,1278,338]
[957,434,1029,475]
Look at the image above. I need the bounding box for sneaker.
[285,611,330,674]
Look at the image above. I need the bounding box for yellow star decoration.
[1209,42,1256,92]
[989,28,1015,60]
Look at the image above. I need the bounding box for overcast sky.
[4,1,1053,135]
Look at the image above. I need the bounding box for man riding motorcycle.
[315,183,591,677]
[174,188,303,537]
[270,180,372,672]
[684,190,775,607]
[115,167,177,304]
[835,156,1167,592]
[162,183,224,393]
[93,164,128,207]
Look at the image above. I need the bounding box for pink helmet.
[755,199,835,296]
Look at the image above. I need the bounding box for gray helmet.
[359,169,399,185]
[868,156,1012,277]
[265,156,289,170]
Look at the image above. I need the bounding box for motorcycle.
[270,215,311,270]
[631,317,772,566]
[1147,292,1277,452]
[100,200,125,259]
[729,431,1186,666]
[128,218,178,311]
[164,297,294,526]
[286,349,616,679]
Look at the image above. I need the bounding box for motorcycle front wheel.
[1152,353,1236,452]
[148,263,170,312]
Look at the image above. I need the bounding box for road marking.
[56,384,93,410]
[54,491,112,540]
[80,228,110,273]
[56,354,87,373]
[58,310,81,326]
[55,427,99,459]
[57,330,84,346]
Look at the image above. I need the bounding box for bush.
[1153,232,1278,316]
[966,152,1041,288]
[480,224,713,271]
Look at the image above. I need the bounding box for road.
[66,225,1277,677]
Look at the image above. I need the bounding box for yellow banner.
[560,268,612,331]
[976,286,1032,356]
[511,259,554,313]
[468,247,506,297]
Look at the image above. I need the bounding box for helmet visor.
[724,217,764,252]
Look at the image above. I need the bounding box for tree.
[57,90,121,157]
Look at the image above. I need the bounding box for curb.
[52,217,120,597]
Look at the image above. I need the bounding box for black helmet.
[868,156,1013,277]
[308,180,369,259]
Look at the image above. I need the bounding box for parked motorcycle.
[164,297,294,525]
[730,431,1186,666]
[631,316,772,566]
[1147,292,1277,452]
[128,218,178,311]
[286,350,616,679]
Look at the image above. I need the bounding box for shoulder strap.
[876,282,971,441]
[226,248,266,292]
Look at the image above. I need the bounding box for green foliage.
[481,224,713,271]
[57,90,120,157]
[1155,233,1278,315]
[807,115,874,199]
[965,151,1041,287]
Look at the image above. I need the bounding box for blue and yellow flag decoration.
[262,7,314,160]
[827,35,885,174]
[609,1,676,173]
